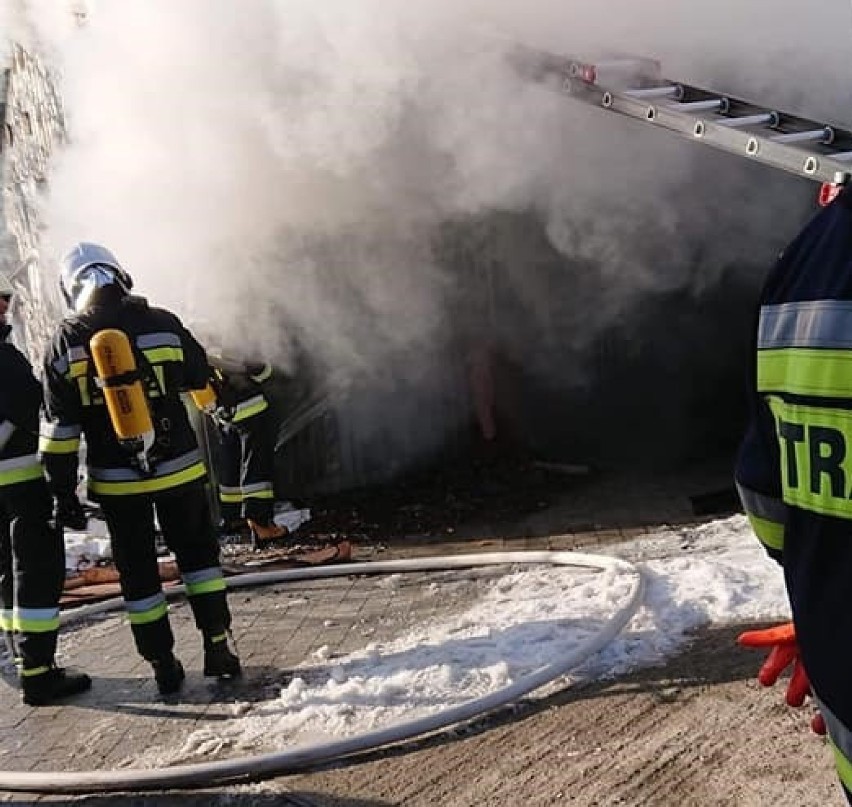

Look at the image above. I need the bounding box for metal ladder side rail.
[588,81,852,184]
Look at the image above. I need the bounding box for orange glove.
[737,622,812,707]
[737,622,826,736]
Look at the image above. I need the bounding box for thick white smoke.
[19,1,849,365]
[8,0,852,468]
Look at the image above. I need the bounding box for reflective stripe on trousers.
[182,567,226,597]
[125,592,169,626]
[13,606,60,633]
[219,481,273,504]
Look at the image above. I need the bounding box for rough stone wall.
[0,42,65,364]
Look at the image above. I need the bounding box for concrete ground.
[0,460,844,806]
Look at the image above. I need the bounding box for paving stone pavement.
[0,462,736,804]
[0,562,525,803]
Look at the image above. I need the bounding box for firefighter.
[204,353,287,544]
[0,272,91,705]
[39,243,240,696]
[735,183,852,803]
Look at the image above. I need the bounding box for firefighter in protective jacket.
[204,353,287,544]
[735,185,852,804]
[0,273,91,705]
[39,243,240,696]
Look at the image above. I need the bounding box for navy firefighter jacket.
[39,294,212,500]
[0,327,44,487]
[736,184,852,723]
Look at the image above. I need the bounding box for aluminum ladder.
[511,46,852,196]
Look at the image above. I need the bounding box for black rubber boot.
[21,666,92,706]
[151,654,185,695]
[203,638,241,678]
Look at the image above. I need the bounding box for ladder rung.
[715,112,778,128]
[667,99,723,112]
[770,127,833,145]
[624,85,681,100]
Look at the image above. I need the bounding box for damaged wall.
[0,41,64,364]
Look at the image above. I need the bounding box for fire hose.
[0,551,644,793]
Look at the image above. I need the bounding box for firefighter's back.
[44,292,208,499]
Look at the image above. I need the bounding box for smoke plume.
[8,0,852,467]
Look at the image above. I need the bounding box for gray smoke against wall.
[11,0,852,466]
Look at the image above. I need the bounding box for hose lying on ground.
[0,551,644,794]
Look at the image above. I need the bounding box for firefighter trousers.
[99,481,231,662]
[0,477,65,671]
[216,411,275,525]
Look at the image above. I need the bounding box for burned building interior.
[263,152,817,535]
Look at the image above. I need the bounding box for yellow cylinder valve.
[190,381,217,413]
[90,328,155,468]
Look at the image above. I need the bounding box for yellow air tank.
[190,381,217,413]
[90,329,155,469]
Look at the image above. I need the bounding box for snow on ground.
[64,519,111,572]
[133,514,790,768]
[62,500,311,572]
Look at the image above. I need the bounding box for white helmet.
[60,242,134,312]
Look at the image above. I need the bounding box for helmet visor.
[64,264,120,312]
